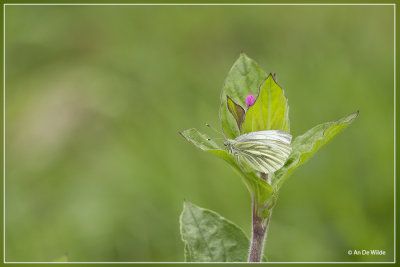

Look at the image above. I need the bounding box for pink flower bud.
[245,93,256,107]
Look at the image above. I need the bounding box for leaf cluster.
[179,53,358,262]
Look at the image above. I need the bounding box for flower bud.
[245,93,256,107]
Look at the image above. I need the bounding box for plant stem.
[248,198,271,262]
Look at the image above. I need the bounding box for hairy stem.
[248,198,271,262]
[248,173,275,262]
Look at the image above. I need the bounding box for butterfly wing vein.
[230,130,292,174]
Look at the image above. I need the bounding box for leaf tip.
[178,130,186,138]
[266,73,276,82]
[183,199,193,210]
[345,110,360,123]
[238,50,254,62]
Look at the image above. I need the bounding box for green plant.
[179,53,359,262]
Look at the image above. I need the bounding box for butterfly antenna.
[205,123,223,136]
[205,123,225,141]
[207,137,225,141]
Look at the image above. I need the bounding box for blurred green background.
[5,5,394,262]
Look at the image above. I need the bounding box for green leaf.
[220,53,266,139]
[180,200,250,262]
[184,243,194,262]
[227,95,245,131]
[271,111,359,188]
[179,128,221,150]
[179,128,275,219]
[241,74,290,134]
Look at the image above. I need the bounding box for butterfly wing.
[231,130,292,174]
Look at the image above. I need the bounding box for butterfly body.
[224,130,292,174]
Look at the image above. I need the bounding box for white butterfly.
[224,130,292,174]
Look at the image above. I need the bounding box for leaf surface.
[220,53,266,139]
[241,74,290,134]
[179,128,220,150]
[180,200,250,262]
[227,95,245,131]
[271,111,359,188]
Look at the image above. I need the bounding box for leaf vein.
[188,205,214,261]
